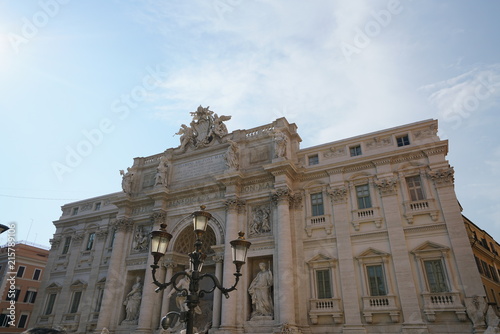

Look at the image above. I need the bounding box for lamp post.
[150,206,251,334]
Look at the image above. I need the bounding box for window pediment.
[411,241,449,257]
[307,254,337,268]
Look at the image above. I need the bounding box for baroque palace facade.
[30,108,492,334]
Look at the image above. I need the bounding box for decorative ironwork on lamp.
[150,206,251,334]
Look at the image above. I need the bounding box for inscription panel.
[173,153,226,181]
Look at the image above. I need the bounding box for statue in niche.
[155,156,169,186]
[133,226,149,251]
[248,262,274,318]
[273,129,287,158]
[120,167,134,195]
[123,276,143,323]
[224,139,239,170]
[249,206,271,236]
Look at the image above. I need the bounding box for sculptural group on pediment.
[175,106,232,152]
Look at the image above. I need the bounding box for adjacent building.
[464,215,500,306]
[29,109,491,333]
[0,242,50,332]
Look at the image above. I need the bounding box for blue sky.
[1,0,499,247]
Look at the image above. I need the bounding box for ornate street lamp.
[150,206,251,334]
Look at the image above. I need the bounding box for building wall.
[0,243,50,333]
[464,216,500,306]
[29,114,489,334]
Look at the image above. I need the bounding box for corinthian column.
[272,188,296,325]
[95,217,133,332]
[137,211,167,333]
[219,198,244,332]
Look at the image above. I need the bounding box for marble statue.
[155,156,169,186]
[273,129,287,158]
[120,168,134,195]
[123,276,143,322]
[248,262,274,318]
[224,139,239,170]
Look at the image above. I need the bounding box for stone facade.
[29,109,488,333]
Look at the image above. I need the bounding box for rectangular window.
[366,265,387,296]
[95,202,101,211]
[356,184,372,209]
[17,314,28,328]
[490,266,499,282]
[0,314,10,327]
[23,290,37,303]
[45,294,57,315]
[69,291,82,313]
[86,232,95,251]
[424,260,449,293]
[316,269,333,299]
[95,288,104,312]
[482,261,491,278]
[396,135,410,147]
[72,207,79,215]
[350,145,362,157]
[109,229,116,248]
[475,256,483,274]
[8,289,21,302]
[62,236,71,255]
[16,266,26,278]
[406,175,425,201]
[33,268,42,281]
[310,192,325,216]
[308,154,319,165]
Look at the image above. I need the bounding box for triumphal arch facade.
[30,107,488,334]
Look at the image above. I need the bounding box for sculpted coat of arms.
[175,106,231,152]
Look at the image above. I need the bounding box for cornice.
[403,223,447,235]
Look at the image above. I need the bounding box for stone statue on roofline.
[174,106,232,152]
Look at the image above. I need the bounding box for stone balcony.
[305,214,333,237]
[422,292,467,322]
[403,199,439,224]
[351,207,383,231]
[308,298,343,324]
[361,295,400,323]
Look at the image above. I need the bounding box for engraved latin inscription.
[173,154,226,181]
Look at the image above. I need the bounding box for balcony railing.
[421,292,467,322]
[403,199,439,223]
[362,295,400,323]
[305,215,333,237]
[308,298,343,324]
[351,207,383,231]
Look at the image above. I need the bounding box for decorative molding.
[271,187,291,205]
[328,187,347,203]
[413,124,437,139]
[150,211,167,225]
[427,168,454,187]
[225,198,246,212]
[366,136,392,150]
[323,146,346,158]
[113,217,134,232]
[374,178,398,196]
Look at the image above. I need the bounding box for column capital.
[427,167,454,187]
[374,177,398,196]
[328,186,348,203]
[150,210,167,225]
[224,198,246,212]
[271,187,292,205]
[112,217,134,231]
